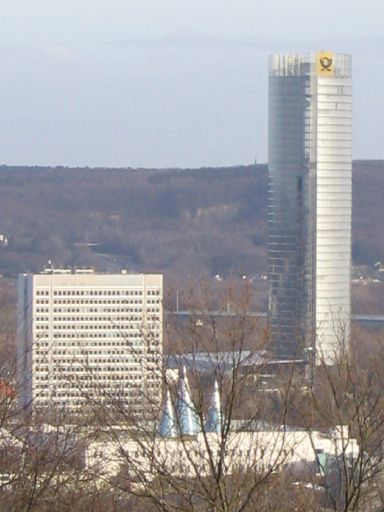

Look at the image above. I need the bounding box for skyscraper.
[17,269,163,415]
[268,52,352,364]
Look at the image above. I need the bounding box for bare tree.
[289,324,384,512]
[5,281,384,511]
[82,283,311,512]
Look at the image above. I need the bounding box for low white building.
[84,366,359,484]
[85,425,358,481]
[17,269,163,416]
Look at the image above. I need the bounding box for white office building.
[268,52,352,364]
[17,269,163,415]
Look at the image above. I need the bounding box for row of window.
[35,366,156,374]
[53,299,144,305]
[36,305,159,313]
[34,359,154,367]
[38,350,144,356]
[36,338,159,346]
[34,389,152,398]
[36,289,160,296]
[42,335,159,342]
[39,332,146,338]
[36,324,157,331]
[36,315,149,322]
[34,373,158,382]
[36,299,148,305]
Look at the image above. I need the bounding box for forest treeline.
[0,160,381,279]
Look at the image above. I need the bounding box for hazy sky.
[0,0,383,168]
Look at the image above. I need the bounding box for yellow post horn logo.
[317,51,334,76]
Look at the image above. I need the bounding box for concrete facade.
[17,269,163,415]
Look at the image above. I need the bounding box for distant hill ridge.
[0,160,381,278]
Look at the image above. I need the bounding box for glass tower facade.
[268,53,352,364]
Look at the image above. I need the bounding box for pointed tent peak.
[158,388,177,438]
[176,364,187,391]
[175,365,200,436]
[205,379,222,434]
[177,363,193,399]
[179,363,188,379]
[207,378,220,409]
[177,366,186,392]
[163,388,174,411]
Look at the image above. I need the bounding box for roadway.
[169,311,384,327]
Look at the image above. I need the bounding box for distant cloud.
[43,46,72,58]
[105,32,384,57]
[105,31,271,51]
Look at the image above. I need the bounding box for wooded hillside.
[0,160,381,279]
